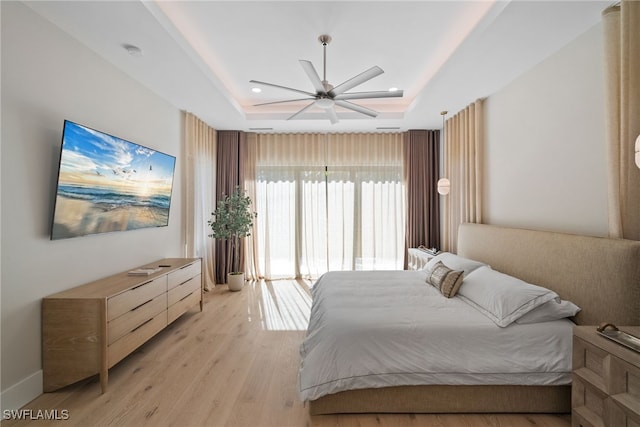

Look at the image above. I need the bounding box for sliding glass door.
[255,163,404,279]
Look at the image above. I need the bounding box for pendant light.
[437,110,450,195]
[635,134,640,169]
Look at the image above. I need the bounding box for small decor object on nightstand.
[597,322,640,353]
[418,245,440,256]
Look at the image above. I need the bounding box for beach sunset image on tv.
[51,121,176,240]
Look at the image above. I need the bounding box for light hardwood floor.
[4,280,571,427]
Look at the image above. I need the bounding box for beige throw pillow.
[427,261,464,298]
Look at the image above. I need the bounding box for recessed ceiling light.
[123,44,143,57]
[388,87,398,92]
[252,87,262,93]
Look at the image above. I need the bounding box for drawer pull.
[179,292,193,303]
[131,280,152,290]
[131,299,153,311]
[131,318,154,333]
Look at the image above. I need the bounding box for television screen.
[51,120,176,240]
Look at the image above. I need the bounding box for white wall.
[1,2,183,410]
[484,23,608,236]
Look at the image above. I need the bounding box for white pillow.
[457,266,559,327]
[515,298,581,324]
[423,252,486,277]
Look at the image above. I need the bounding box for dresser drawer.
[167,260,201,290]
[168,274,201,307]
[107,276,167,321]
[107,293,166,345]
[167,289,201,324]
[107,311,166,367]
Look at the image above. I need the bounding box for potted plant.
[207,186,257,291]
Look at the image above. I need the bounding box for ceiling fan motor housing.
[318,35,332,45]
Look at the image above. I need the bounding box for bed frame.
[309,223,640,414]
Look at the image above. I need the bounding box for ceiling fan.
[250,35,403,124]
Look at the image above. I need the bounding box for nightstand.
[572,325,640,427]
[407,248,435,270]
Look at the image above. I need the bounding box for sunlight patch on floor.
[247,279,312,331]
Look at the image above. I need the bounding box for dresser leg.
[100,369,108,394]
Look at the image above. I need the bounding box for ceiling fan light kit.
[315,98,334,109]
[250,34,403,124]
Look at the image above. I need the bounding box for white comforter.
[299,270,573,401]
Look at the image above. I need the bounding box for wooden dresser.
[42,258,202,393]
[572,325,640,427]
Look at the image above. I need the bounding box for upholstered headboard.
[457,223,640,326]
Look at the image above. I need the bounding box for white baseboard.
[1,370,43,412]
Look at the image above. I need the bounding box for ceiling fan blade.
[326,106,339,124]
[250,80,316,97]
[287,102,316,120]
[334,90,404,100]
[254,97,315,107]
[328,66,384,97]
[335,100,378,118]
[299,60,326,94]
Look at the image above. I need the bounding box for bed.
[301,223,640,414]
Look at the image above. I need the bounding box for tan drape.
[442,99,484,253]
[403,130,440,268]
[327,133,404,166]
[215,130,246,283]
[252,132,404,166]
[183,112,216,290]
[244,132,261,281]
[602,2,640,240]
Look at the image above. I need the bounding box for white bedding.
[299,270,573,402]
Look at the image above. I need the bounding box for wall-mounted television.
[50,120,176,240]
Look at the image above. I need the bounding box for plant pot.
[227,272,245,292]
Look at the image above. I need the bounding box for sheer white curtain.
[250,133,404,280]
[252,133,326,279]
[326,134,405,271]
[183,112,216,290]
